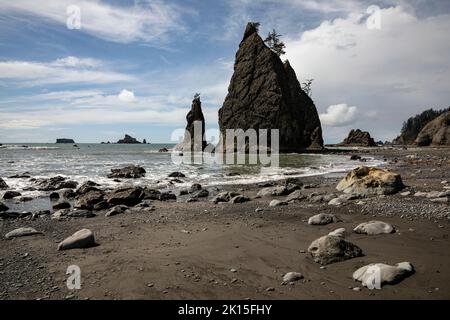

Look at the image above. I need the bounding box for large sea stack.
[117,134,141,144]
[174,94,207,152]
[217,23,323,152]
[415,111,450,146]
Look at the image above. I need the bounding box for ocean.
[0,143,383,199]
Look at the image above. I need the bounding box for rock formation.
[56,138,75,143]
[415,111,450,146]
[117,134,141,144]
[174,95,207,152]
[217,23,323,152]
[338,129,376,147]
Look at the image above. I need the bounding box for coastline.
[0,147,449,300]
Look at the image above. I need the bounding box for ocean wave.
[0,145,60,150]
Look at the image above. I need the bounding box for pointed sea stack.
[217,23,323,152]
[174,94,207,152]
[338,129,377,147]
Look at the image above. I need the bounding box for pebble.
[353,287,361,292]
[230,268,237,273]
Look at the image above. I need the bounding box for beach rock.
[415,111,450,146]
[0,178,9,190]
[168,172,186,178]
[211,191,241,204]
[49,192,60,200]
[230,195,250,204]
[143,188,161,200]
[8,172,31,178]
[107,186,144,206]
[353,262,414,287]
[58,229,96,250]
[308,235,363,265]
[191,189,209,198]
[5,227,42,239]
[105,205,129,217]
[52,209,95,219]
[61,189,77,199]
[354,221,395,235]
[174,95,207,152]
[282,272,303,282]
[217,22,323,152]
[117,134,141,144]
[107,165,146,179]
[257,186,289,197]
[328,197,344,206]
[75,190,105,210]
[93,200,110,211]
[269,199,287,207]
[285,190,307,202]
[338,129,376,147]
[3,191,21,199]
[189,183,202,193]
[400,191,411,196]
[52,201,71,210]
[159,192,177,201]
[431,197,449,203]
[34,176,78,191]
[328,228,346,238]
[308,213,340,225]
[76,181,101,195]
[158,148,169,152]
[19,196,33,202]
[350,155,362,161]
[336,166,404,196]
[308,193,336,203]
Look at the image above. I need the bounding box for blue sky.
[0,0,449,143]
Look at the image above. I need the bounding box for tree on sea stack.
[264,29,286,56]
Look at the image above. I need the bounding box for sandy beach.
[1,147,449,300]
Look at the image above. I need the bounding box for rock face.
[353,262,414,287]
[336,166,404,196]
[174,95,207,152]
[354,221,395,235]
[56,138,75,143]
[107,165,146,179]
[117,134,141,144]
[338,129,376,147]
[0,178,9,190]
[415,111,450,146]
[217,23,323,152]
[308,235,363,265]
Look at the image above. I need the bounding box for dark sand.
[0,147,449,300]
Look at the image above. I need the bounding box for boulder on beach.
[75,190,105,210]
[353,262,414,287]
[58,229,96,250]
[282,272,303,283]
[230,195,250,204]
[34,176,78,191]
[3,190,21,200]
[168,172,186,178]
[5,227,42,239]
[217,22,323,153]
[159,192,177,201]
[0,177,9,190]
[285,190,307,202]
[107,186,144,206]
[354,221,395,235]
[257,186,290,197]
[336,166,404,196]
[308,213,339,225]
[52,201,71,210]
[143,188,161,200]
[117,134,141,144]
[338,129,376,147]
[211,191,241,204]
[76,180,101,195]
[158,148,169,152]
[174,94,207,152]
[107,165,146,179]
[328,228,346,238]
[52,209,95,220]
[105,205,129,217]
[269,199,287,207]
[308,235,363,265]
[415,111,450,146]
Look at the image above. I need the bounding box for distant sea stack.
[217,22,323,152]
[56,138,75,144]
[338,129,376,147]
[174,94,207,152]
[117,134,141,144]
[415,111,450,146]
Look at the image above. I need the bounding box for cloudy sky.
[0,0,449,143]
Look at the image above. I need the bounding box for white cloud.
[320,104,358,127]
[285,5,450,141]
[0,0,188,44]
[0,57,133,86]
[118,89,136,102]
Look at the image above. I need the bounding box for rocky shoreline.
[0,147,449,299]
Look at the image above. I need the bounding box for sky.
[0,0,449,144]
